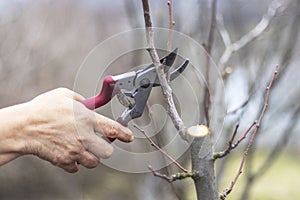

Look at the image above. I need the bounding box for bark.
[191,137,218,200]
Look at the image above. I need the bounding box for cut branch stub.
[187,125,210,138]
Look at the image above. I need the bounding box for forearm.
[0,103,29,165]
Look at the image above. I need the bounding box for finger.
[53,87,85,101]
[92,113,134,143]
[77,151,99,169]
[82,133,114,159]
[60,162,79,173]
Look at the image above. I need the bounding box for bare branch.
[167,0,174,52]
[203,0,217,125]
[133,124,188,173]
[146,102,181,200]
[220,65,279,199]
[239,108,299,200]
[216,14,231,47]
[166,0,174,82]
[214,122,257,160]
[141,0,187,140]
[148,165,199,183]
[217,0,282,70]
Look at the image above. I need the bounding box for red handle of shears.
[82,75,116,109]
[81,75,119,143]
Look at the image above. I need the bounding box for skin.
[0,88,134,173]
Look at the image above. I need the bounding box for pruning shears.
[82,49,189,142]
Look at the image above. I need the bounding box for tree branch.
[188,1,219,199]
[146,102,181,200]
[133,124,188,173]
[239,107,300,200]
[166,0,174,82]
[203,0,217,125]
[220,65,279,199]
[167,0,174,52]
[213,121,257,160]
[148,165,199,183]
[217,0,282,70]
[141,0,187,140]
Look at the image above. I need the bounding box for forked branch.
[220,65,279,199]
[217,0,282,70]
[214,121,257,160]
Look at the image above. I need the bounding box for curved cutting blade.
[143,48,178,71]
[169,59,189,81]
[153,58,189,87]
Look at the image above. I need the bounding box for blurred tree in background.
[0,0,299,199]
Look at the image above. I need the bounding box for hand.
[0,88,133,173]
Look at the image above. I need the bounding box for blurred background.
[0,0,299,199]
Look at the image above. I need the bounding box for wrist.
[0,102,32,155]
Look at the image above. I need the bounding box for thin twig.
[141,0,187,140]
[146,102,182,200]
[167,0,173,52]
[220,65,279,199]
[214,122,257,160]
[214,124,240,160]
[217,0,282,70]
[133,124,188,173]
[166,0,174,82]
[228,124,240,150]
[239,108,299,200]
[148,165,199,183]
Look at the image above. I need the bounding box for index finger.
[92,112,134,143]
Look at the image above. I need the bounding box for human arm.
[0,88,133,173]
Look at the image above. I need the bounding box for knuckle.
[53,156,65,166]
[107,126,118,138]
[109,130,118,138]
[52,153,63,165]
[54,151,74,166]
[55,87,71,94]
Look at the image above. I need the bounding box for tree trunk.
[191,137,218,200]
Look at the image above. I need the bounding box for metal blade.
[160,48,178,67]
[153,59,189,87]
[169,59,189,81]
[143,48,178,71]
